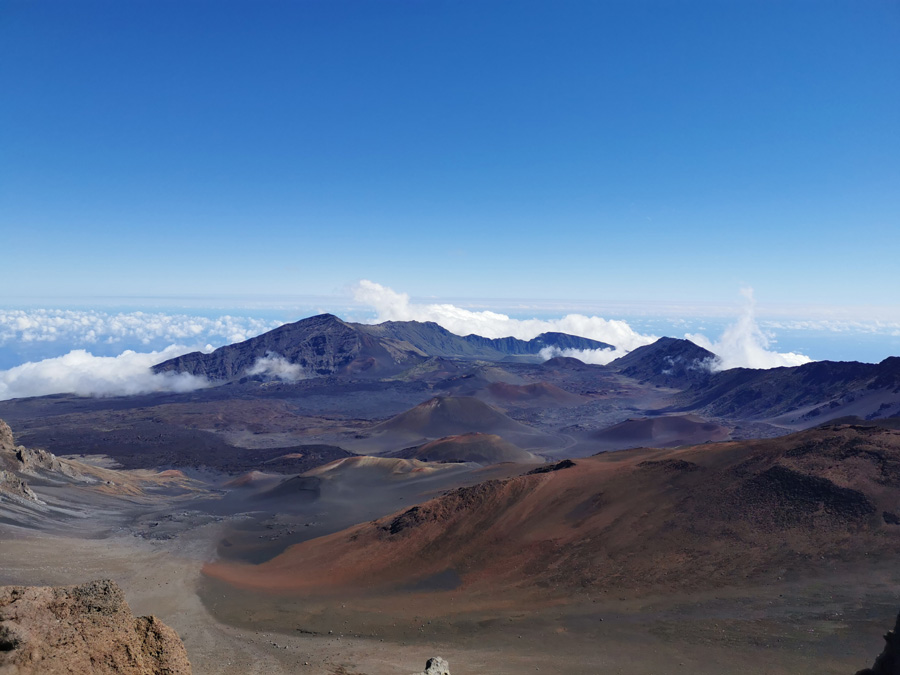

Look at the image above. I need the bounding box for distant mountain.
[676,356,900,425]
[609,337,716,388]
[364,322,611,359]
[152,314,420,380]
[152,314,613,381]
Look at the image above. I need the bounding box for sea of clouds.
[0,282,822,401]
[0,309,280,349]
[0,310,285,400]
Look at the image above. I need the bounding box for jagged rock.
[410,656,450,675]
[0,417,89,483]
[14,444,85,480]
[0,579,192,674]
[15,444,64,473]
[0,419,14,451]
[0,469,41,503]
[857,611,900,674]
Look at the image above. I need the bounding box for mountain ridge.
[152,314,614,381]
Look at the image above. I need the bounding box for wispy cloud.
[246,352,309,381]
[0,345,209,401]
[686,288,813,370]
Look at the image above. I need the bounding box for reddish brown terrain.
[392,432,537,464]
[206,424,900,599]
[198,424,900,674]
[0,579,191,675]
[590,414,732,449]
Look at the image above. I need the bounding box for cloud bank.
[537,345,622,366]
[0,345,209,401]
[686,289,813,370]
[353,280,657,352]
[353,280,813,370]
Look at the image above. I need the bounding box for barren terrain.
[3,320,900,673]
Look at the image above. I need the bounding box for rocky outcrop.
[0,579,191,674]
[0,420,40,503]
[410,656,450,675]
[0,469,41,503]
[857,611,900,675]
[0,419,15,453]
[15,444,83,479]
[0,418,90,492]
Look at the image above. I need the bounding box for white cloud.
[352,280,657,351]
[246,352,308,382]
[538,345,623,365]
[686,288,813,370]
[0,345,209,401]
[354,280,814,371]
[761,318,900,334]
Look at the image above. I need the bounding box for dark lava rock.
[527,459,576,474]
[857,610,900,675]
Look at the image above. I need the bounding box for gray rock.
[0,469,41,503]
[411,656,450,675]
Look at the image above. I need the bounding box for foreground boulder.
[857,611,900,674]
[0,579,191,674]
[411,656,450,675]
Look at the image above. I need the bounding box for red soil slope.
[205,424,900,603]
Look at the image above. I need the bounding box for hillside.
[676,356,900,425]
[360,396,556,452]
[392,432,537,465]
[205,424,900,600]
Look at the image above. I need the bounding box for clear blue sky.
[2,0,898,308]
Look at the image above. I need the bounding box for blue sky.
[2,0,898,309]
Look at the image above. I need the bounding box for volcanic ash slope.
[205,423,900,603]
